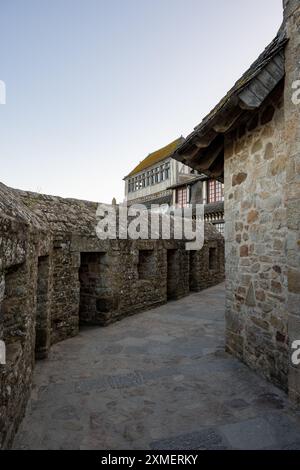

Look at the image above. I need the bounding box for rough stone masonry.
[171,0,300,405]
[1,0,300,452]
[225,0,300,404]
[0,184,224,449]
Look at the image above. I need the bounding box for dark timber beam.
[189,136,224,170]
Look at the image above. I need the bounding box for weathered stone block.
[264,142,274,160]
[232,173,247,186]
[247,210,259,224]
[240,245,249,257]
[288,269,300,294]
[251,139,263,154]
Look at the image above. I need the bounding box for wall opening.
[138,250,155,280]
[79,252,113,326]
[167,249,179,300]
[35,256,51,360]
[209,247,217,271]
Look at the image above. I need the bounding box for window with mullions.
[142,174,146,188]
[165,163,170,180]
[214,223,225,235]
[176,188,188,208]
[208,180,223,203]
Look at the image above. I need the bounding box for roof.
[167,174,207,190]
[127,193,173,209]
[167,175,203,189]
[172,29,288,180]
[204,201,224,216]
[125,137,185,178]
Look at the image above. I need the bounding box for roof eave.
[171,35,287,181]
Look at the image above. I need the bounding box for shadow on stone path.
[14,283,300,450]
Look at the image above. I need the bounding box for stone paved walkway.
[14,283,300,450]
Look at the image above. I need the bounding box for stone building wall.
[224,84,289,390]
[224,0,300,403]
[284,0,300,404]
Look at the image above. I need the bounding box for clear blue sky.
[0,0,283,203]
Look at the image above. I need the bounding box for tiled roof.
[125,137,185,178]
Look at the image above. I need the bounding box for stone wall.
[0,184,225,448]
[284,0,300,404]
[50,239,80,344]
[224,83,289,390]
[190,225,225,292]
[224,0,300,403]
[51,237,191,333]
[35,254,53,359]
[0,184,52,449]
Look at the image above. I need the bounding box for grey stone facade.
[283,0,300,404]
[225,0,300,404]
[224,83,288,390]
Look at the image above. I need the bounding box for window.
[129,179,134,193]
[160,165,164,181]
[138,175,142,189]
[208,180,224,203]
[176,188,188,208]
[165,163,170,180]
[151,170,154,185]
[214,223,225,235]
